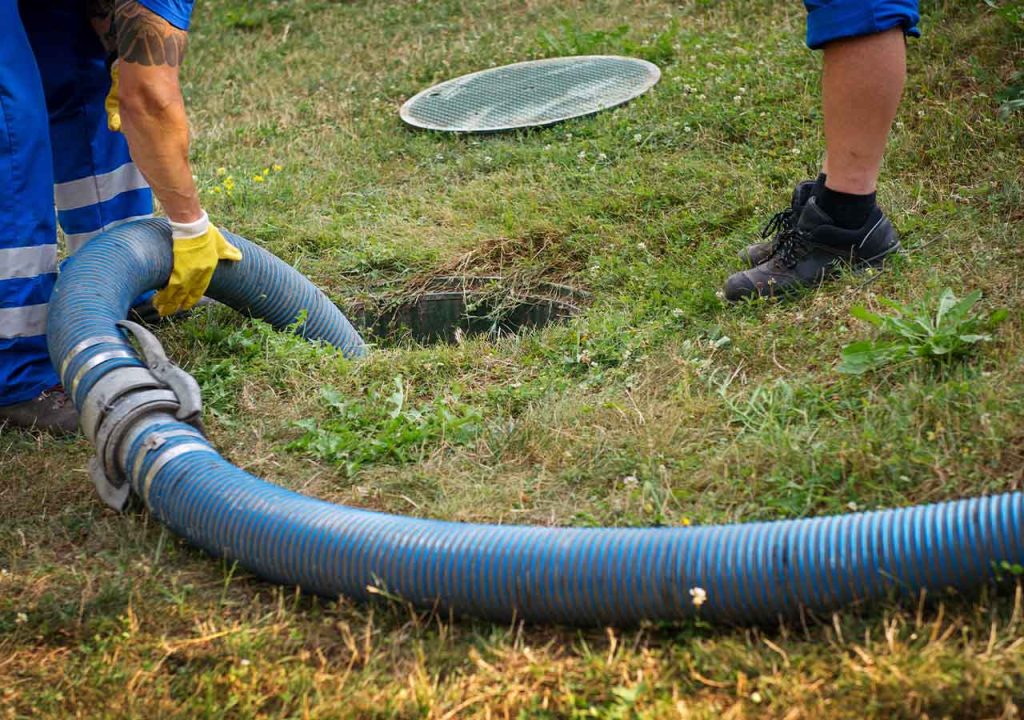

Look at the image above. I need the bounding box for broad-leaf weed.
[838,288,1008,374]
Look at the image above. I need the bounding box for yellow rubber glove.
[105,60,122,132]
[153,212,243,317]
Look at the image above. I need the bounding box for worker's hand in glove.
[105,60,121,132]
[153,212,242,317]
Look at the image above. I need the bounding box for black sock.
[814,184,876,229]
[814,172,827,194]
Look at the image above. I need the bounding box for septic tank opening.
[348,276,586,345]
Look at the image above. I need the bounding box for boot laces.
[774,228,812,268]
[760,207,795,240]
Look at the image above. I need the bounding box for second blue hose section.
[128,430,1024,625]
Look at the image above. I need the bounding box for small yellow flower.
[212,186,222,194]
[262,167,270,176]
[272,164,283,172]
[216,167,227,176]
[681,517,692,527]
[253,175,265,183]
[223,177,235,190]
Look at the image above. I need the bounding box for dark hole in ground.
[348,276,587,345]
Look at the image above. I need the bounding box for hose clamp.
[83,323,206,510]
[78,367,164,442]
[59,335,127,384]
[117,320,203,424]
[91,388,188,509]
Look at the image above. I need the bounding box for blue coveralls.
[0,0,193,407]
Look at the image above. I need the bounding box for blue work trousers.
[0,0,152,406]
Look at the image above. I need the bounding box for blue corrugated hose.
[47,220,1024,625]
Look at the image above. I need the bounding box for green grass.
[3,0,1024,716]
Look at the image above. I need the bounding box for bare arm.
[113,0,201,223]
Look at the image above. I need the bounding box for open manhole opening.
[349,276,587,345]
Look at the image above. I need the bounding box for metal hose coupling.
[83,320,204,510]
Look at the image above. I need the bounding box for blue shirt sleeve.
[136,0,195,31]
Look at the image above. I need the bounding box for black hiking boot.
[0,385,78,435]
[723,197,901,302]
[740,179,816,267]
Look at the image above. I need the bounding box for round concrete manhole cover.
[400,55,661,133]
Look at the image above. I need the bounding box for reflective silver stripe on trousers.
[0,304,48,339]
[0,244,57,280]
[64,213,155,254]
[54,162,149,212]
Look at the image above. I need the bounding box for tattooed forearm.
[113,0,188,67]
[87,0,117,54]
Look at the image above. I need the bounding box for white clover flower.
[577,150,587,160]
[733,95,743,104]
[689,587,707,607]
[633,133,643,142]
[636,242,647,251]
[671,308,685,318]
[597,152,608,161]
[622,475,639,489]
[483,156,493,163]
[15,612,28,624]
[684,125,692,133]
[698,94,707,101]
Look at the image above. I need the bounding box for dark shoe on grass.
[0,386,78,435]
[723,197,900,302]
[740,179,816,267]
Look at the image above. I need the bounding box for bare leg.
[723,27,909,301]
[820,28,906,194]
